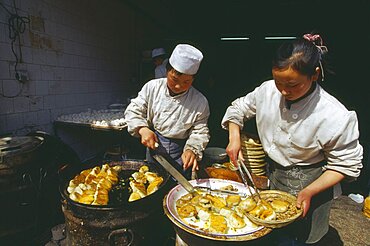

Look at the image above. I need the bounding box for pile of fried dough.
[67,164,121,205]
[128,165,164,202]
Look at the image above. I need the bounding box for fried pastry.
[132,171,147,184]
[127,165,164,202]
[226,194,241,207]
[144,171,160,183]
[177,204,197,218]
[209,214,228,234]
[129,180,147,198]
[238,197,257,212]
[128,192,142,202]
[67,164,121,205]
[84,166,101,184]
[270,199,290,213]
[139,165,149,173]
[206,194,226,212]
[197,209,211,221]
[147,177,163,195]
[229,211,246,229]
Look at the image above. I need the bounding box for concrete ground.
[316,195,369,246]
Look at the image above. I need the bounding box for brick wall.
[0,0,164,161]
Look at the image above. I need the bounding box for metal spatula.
[152,153,196,194]
[151,144,246,196]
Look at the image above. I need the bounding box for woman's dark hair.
[272,36,329,81]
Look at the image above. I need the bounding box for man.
[125,44,210,179]
[152,47,168,78]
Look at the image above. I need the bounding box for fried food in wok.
[128,192,142,202]
[128,165,164,202]
[67,164,121,205]
[67,163,163,205]
[147,177,164,195]
[129,180,147,198]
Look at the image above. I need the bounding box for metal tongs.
[237,159,262,201]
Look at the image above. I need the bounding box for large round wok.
[59,159,170,214]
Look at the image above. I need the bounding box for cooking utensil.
[212,162,238,171]
[237,163,255,199]
[153,154,246,196]
[237,159,262,201]
[152,144,246,196]
[203,147,228,164]
[152,142,196,194]
[59,160,170,210]
[152,154,196,194]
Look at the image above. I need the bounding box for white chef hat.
[151,48,166,58]
[169,44,203,75]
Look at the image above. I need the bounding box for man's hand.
[182,149,198,171]
[138,127,158,149]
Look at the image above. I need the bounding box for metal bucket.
[0,136,44,243]
[0,136,44,187]
[203,147,228,165]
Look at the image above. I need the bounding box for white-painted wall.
[0,0,164,161]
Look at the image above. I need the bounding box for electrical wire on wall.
[0,0,30,98]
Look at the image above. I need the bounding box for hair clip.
[303,34,328,55]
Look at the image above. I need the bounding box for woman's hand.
[297,170,345,217]
[138,127,158,149]
[226,122,242,165]
[297,188,314,217]
[226,141,242,165]
[182,149,198,171]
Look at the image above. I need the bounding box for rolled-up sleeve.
[323,111,363,180]
[184,103,210,160]
[221,90,257,130]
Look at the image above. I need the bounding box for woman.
[125,44,210,179]
[221,34,363,244]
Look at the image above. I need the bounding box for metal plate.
[165,178,265,238]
